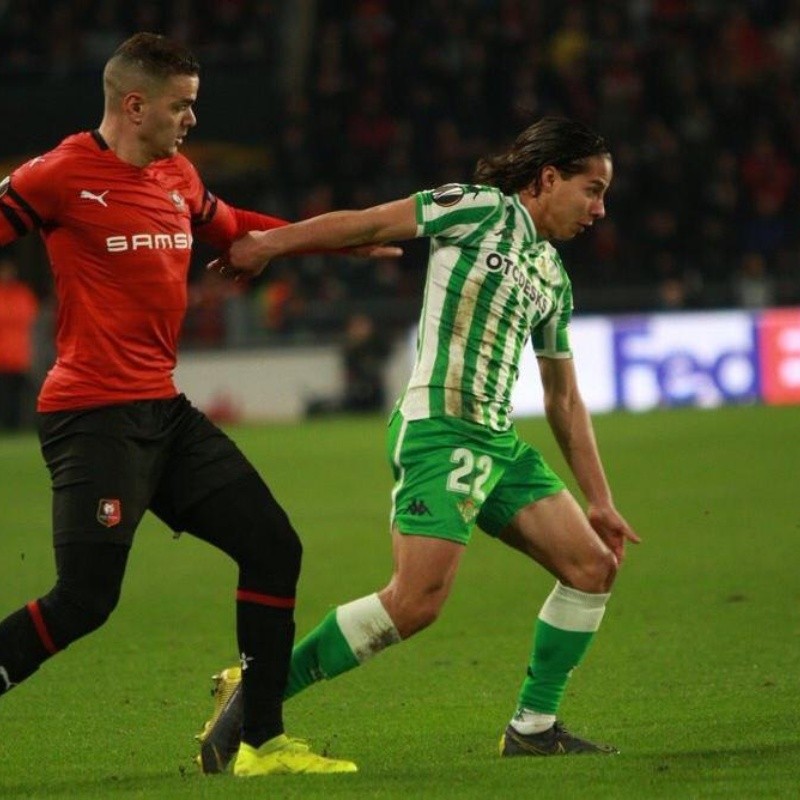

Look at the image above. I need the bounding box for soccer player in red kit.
[0,33,362,777]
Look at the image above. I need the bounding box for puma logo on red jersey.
[80,189,109,207]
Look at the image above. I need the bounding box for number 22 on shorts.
[447,448,493,501]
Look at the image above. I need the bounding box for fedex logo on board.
[612,312,759,411]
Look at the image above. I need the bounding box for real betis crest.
[457,497,479,525]
[533,245,561,283]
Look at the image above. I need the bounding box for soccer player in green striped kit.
[198,116,641,769]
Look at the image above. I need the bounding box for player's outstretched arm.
[210,197,417,279]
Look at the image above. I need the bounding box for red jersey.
[0,131,284,411]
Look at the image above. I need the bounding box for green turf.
[1,404,798,798]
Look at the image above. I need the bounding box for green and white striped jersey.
[399,183,574,432]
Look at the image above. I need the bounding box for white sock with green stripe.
[512,582,610,734]
[286,593,401,699]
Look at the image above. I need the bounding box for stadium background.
[1,0,799,420]
[1,5,800,798]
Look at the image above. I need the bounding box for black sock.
[0,605,55,694]
[237,599,295,748]
[0,542,128,697]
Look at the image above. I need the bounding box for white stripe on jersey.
[389,412,409,527]
[400,243,459,420]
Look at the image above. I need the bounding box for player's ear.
[539,166,558,192]
[122,93,146,125]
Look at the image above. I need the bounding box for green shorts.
[387,410,565,545]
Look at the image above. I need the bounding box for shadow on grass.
[645,741,800,762]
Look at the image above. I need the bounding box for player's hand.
[208,234,404,280]
[586,503,640,565]
[207,232,270,281]
[207,254,246,280]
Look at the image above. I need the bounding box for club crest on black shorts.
[97,499,122,528]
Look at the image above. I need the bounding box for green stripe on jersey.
[427,247,475,418]
[471,202,518,429]
[402,184,574,432]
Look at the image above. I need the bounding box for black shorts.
[37,394,258,546]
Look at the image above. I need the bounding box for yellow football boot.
[234,734,358,776]
[195,666,243,773]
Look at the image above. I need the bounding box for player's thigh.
[387,411,510,546]
[37,407,157,547]
[380,529,464,636]
[150,395,261,532]
[386,527,464,599]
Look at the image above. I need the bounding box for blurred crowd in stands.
[1,0,799,354]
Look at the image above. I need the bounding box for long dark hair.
[474,117,609,195]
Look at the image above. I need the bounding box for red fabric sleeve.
[192,196,289,251]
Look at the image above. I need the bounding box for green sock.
[517,582,609,715]
[517,619,595,713]
[285,610,358,699]
[285,593,401,700]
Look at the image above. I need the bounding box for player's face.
[139,74,199,161]
[536,155,612,241]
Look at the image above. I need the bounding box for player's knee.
[237,509,303,592]
[271,522,302,586]
[384,589,444,638]
[564,548,618,593]
[39,579,121,646]
[406,601,441,635]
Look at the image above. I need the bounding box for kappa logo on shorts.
[404,498,433,516]
[97,498,122,528]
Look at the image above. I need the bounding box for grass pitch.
[0,404,798,799]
